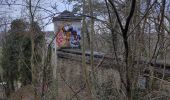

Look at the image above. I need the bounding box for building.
[53,10,82,48]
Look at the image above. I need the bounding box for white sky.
[0,0,73,31]
[42,0,73,31]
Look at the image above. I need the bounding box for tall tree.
[107,0,136,99]
[1,19,28,96]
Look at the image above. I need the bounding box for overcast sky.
[0,0,73,31]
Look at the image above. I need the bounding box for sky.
[42,0,74,31]
[45,1,73,31]
[0,0,74,31]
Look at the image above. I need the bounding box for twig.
[70,83,86,100]
[143,74,170,84]
[94,54,105,70]
[127,0,157,37]
[60,72,80,100]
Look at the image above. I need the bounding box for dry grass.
[9,85,40,100]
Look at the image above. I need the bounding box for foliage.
[0,47,2,77]
[1,27,20,96]
[65,0,106,15]
[0,19,44,96]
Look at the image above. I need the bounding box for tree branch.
[107,0,124,32]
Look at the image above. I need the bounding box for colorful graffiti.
[56,23,81,48]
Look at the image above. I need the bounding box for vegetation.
[0,47,2,79]
[0,19,44,97]
[0,0,170,100]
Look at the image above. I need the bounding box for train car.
[53,10,82,49]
